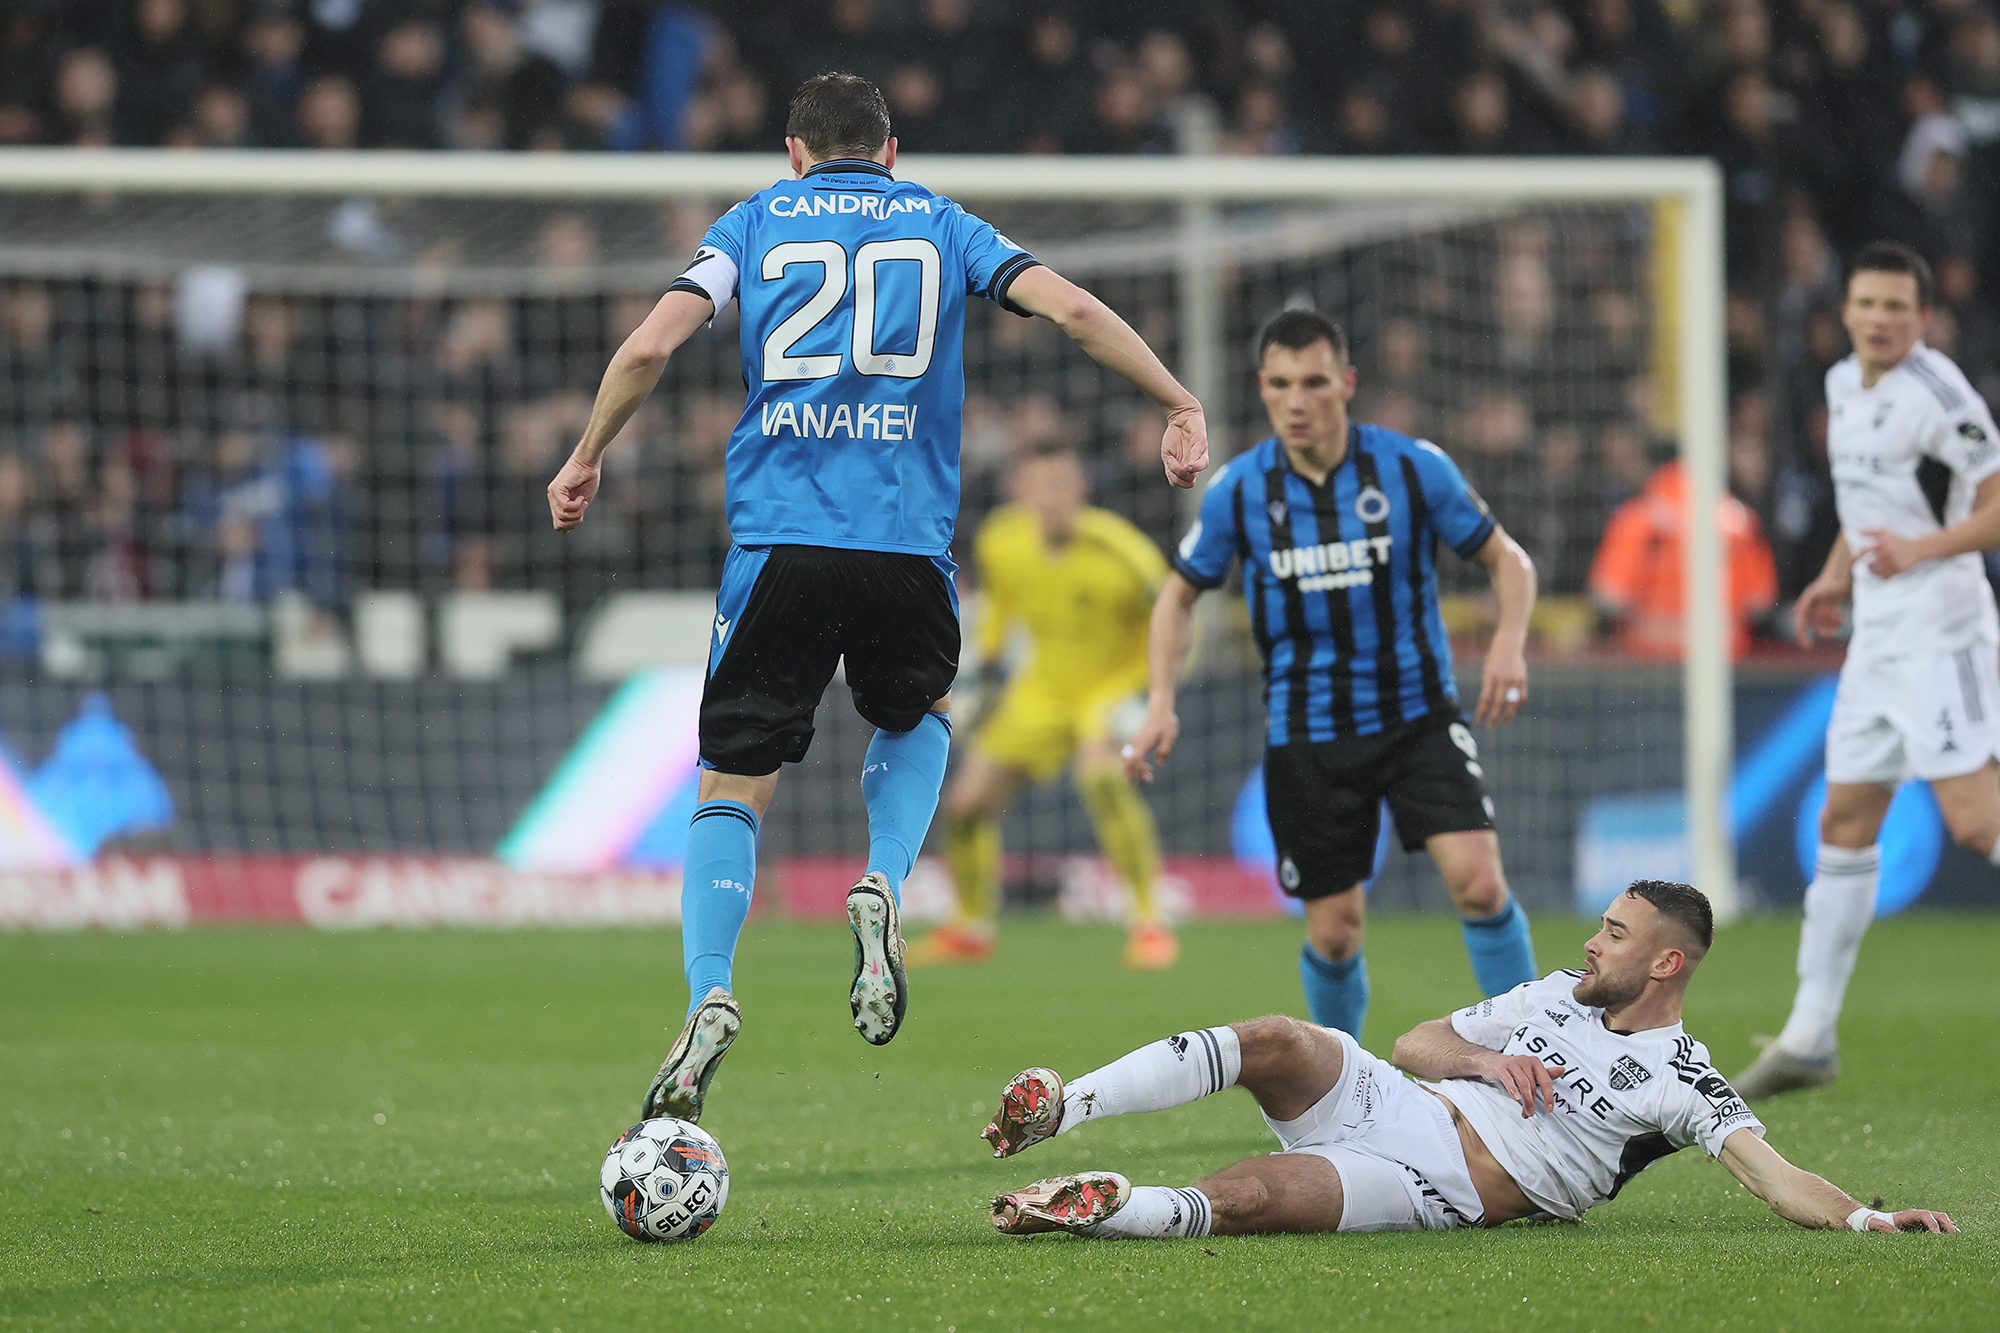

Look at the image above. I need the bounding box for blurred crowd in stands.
[1,0,1999,661]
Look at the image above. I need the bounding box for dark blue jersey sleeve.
[946,201,1042,315]
[1171,461,1244,588]
[1412,439,1497,558]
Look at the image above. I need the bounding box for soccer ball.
[599,1117,730,1242]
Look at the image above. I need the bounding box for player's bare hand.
[1122,706,1179,782]
[1791,574,1849,646]
[548,454,601,531]
[1161,404,1209,490]
[1485,1052,1562,1117]
[1858,528,1928,579]
[1878,1209,1958,1233]
[1475,646,1528,727]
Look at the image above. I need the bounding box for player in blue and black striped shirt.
[1124,309,1539,1042]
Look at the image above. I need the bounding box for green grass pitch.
[3,912,1997,1332]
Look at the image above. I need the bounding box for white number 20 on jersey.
[761,239,941,382]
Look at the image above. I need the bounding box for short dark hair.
[1624,880,1713,953]
[1847,239,1933,309]
[786,72,891,162]
[1256,308,1348,366]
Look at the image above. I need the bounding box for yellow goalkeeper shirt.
[973,503,1167,698]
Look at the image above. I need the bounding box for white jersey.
[1825,343,2000,660]
[1428,972,1764,1222]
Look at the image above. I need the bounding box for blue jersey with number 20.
[668,158,1042,557]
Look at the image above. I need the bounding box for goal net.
[0,150,1729,927]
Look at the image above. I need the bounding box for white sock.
[1081,1185,1212,1239]
[1058,1027,1242,1133]
[1776,844,1878,1058]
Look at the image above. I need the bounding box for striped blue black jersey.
[1173,425,1497,747]
[668,158,1041,557]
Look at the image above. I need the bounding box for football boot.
[990,1172,1132,1235]
[981,1066,1065,1157]
[847,872,909,1045]
[641,986,740,1123]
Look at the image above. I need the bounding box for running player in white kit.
[976,881,1956,1236]
[1736,241,2000,1100]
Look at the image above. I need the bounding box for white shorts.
[1261,1027,1484,1231]
[1825,646,2000,786]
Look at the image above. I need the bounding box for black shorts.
[1264,712,1495,900]
[699,544,959,775]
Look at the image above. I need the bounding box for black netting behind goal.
[0,182,1682,913]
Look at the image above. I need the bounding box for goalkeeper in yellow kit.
[909,442,1179,970]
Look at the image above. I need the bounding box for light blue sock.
[681,799,758,1015]
[1299,943,1368,1041]
[861,712,952,901]
[1462,896,1538,996]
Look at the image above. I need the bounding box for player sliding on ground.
[1736,241,2000,1101]
[547,73,1206,1123]
[980,880,1952,1232]
[980,881,1957,1238]
[909,442,1180,972]
[1125,308,1540,1041]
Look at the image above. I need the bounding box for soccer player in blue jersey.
[1124,308,1537,1043]
[547,73,1208,1123]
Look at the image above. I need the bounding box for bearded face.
[1572,961,1646,1010]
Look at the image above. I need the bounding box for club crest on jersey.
[1960,420,1996,466]
[1610,1055,1653,1091]
[1267,499,1287,527]
[1354,485,1391,524]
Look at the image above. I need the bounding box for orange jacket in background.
[1588,459,1778,660]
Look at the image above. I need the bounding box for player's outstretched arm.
[1718,1127,1958,1232]
[1123,573,1202,782]
[1469,526,1536,727]
[548,289,713,531]
[1391,1017,1560,1118]
[1003,266,1208,489]
[1861,471,2000,579]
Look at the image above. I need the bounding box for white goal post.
[0,148,1732,916]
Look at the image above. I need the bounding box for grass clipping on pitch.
[1,915,1993,1331]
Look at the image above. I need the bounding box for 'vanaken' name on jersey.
[759,400,918,439]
